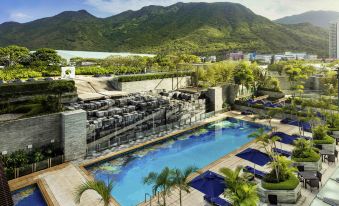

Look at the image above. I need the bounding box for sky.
[1,0,339,23]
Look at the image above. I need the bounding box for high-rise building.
[329,22,339,59]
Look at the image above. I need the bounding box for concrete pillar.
[206,87,223,112]
[61,110,87,161]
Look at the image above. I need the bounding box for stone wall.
[205,87,223,112]
[272,75,322,91]
[258,183,301,204]
[0,110,87,161]
[221,84,239,104]
[293,159,322,171]
[110,76,192,93]
[0,113,61,154]
[61,110,87,161]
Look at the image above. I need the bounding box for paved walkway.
[39,164,113,206]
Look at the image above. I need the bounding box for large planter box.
[332,131,339,135]
[293,158,322,171]
[257,183,301,204]
[318,142,336,153]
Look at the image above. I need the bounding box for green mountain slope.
[275,10,339,28]
[0,2,328,56]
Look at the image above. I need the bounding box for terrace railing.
[86,108,228,155]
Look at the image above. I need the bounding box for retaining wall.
[0,113,61,154]
[0,110,87,161]
[109,76,192,93]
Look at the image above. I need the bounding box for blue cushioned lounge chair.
[244,166,267,179]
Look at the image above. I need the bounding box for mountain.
[275,10,339,28]
[0,2,329,56]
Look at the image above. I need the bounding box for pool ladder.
[144,191,160,206]
[144,193,152,206]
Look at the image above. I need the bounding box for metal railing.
[86,108,228,155]
[4,155,64,180]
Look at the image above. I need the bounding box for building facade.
[329,22,339,59]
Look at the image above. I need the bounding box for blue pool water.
[87,118,268,206]
[12,184,47,206]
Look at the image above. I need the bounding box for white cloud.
[9,12,32,22]
[85,0,339,19]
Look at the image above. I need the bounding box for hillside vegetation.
[0,2,328,56]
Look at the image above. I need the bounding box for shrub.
[262,175,299,190]
[292,150,320,162]
[313,125,328,140]
[0,68,42,80]
[0,80,75,98]
[116,72,193,82]
[292,139,321,162]
[313,136,335,144]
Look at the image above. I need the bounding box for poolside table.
[298,171,318,188]
[319,150,334,162]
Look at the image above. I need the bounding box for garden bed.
[258,176,301,204]
[292,158,322,171]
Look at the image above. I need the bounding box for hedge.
[313,135,335,144]
[292,150,321,162]
[262,175,299,190]
[116,72,194,82]
[0,80,76,98]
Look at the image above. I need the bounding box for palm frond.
[74,180,113,206]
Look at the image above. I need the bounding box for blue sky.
[1,0,339,23]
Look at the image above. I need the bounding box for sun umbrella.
[236,148,271,177]
[189,170,226,197]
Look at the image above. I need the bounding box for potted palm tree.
[292,139,321,171]
[312,125,335,153]
[220,166,259,206]
[249,129,301,204]
[74,179,114,206]
[258,156,300,204]
[144,167,174,206]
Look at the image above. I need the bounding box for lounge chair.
[280,118,292,124]
[323,197,339,206]
[244,166,267,179]
[273,148,291,157]
[241,110,254,115]
[204,195,232,206]
[272,132,298,145]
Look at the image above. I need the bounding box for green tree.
[248,128,281,181]
[74,180,113,206]
[30,48,62,65]
[233,61,254,95]
[143,167,174,206]
[0,45,30,67]
[48,81,75,111]
[171,166,198,206]
[220,166,259,206]
[264,155,297,183]
[267,108,282,128]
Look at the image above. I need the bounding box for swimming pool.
[86,118,268,206]
[12,184,47,206]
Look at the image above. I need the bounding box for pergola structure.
[0,158,13,206]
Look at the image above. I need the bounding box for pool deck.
[8,110,338,206]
